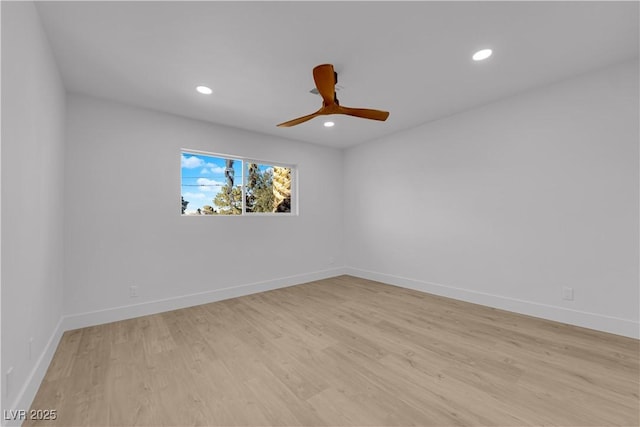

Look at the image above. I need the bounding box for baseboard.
[62,267,347,332]
[7,264,633,427]
[345,267,639,339]
[2,318,65,427]
[3,268,347,425]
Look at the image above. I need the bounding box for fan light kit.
[277,64,389,127]
[324,121,335,128]
[472,49,493,61]
[196,85,213,95]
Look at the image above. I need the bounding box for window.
[181,150,295,216]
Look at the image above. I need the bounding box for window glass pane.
[181,152,242,215]
[246,163,292,213]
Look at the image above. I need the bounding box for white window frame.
[181,149,298,216]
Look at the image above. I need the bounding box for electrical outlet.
[129,285,138,298]
[562,286,574,301]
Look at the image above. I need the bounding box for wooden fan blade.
[338,106,390,121]
[277,110,322,127]
[313,64,337,105]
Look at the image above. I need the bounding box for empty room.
[1,1,638,426]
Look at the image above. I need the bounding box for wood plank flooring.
[27,275,639,426]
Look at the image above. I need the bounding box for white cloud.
[182,192,207,200]
[200,168,210,175]
[196,177,224,192]
[207,164,226,174]
[181,154,204,169]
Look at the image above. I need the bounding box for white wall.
[0,4,637,418]
[344,60,639,338]
[1,0,66,417]
[63,94,344,326]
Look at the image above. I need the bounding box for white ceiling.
[35,1,639,148]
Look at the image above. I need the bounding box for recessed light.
[196,85,213,95]
[472,49,493,61]
[324,121,335,127]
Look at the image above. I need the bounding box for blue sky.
[181,151,275,214]
[181,152,241,213]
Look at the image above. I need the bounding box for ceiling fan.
[277,64,390,127]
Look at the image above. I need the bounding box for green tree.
[181,196,189,214]
[213,185,242,214]
[273,167,291,212]
[201,205,215,215]
[246,164,274,213]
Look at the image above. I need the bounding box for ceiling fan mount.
[277,64,389,128]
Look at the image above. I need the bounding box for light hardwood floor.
[28,275,638,426]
